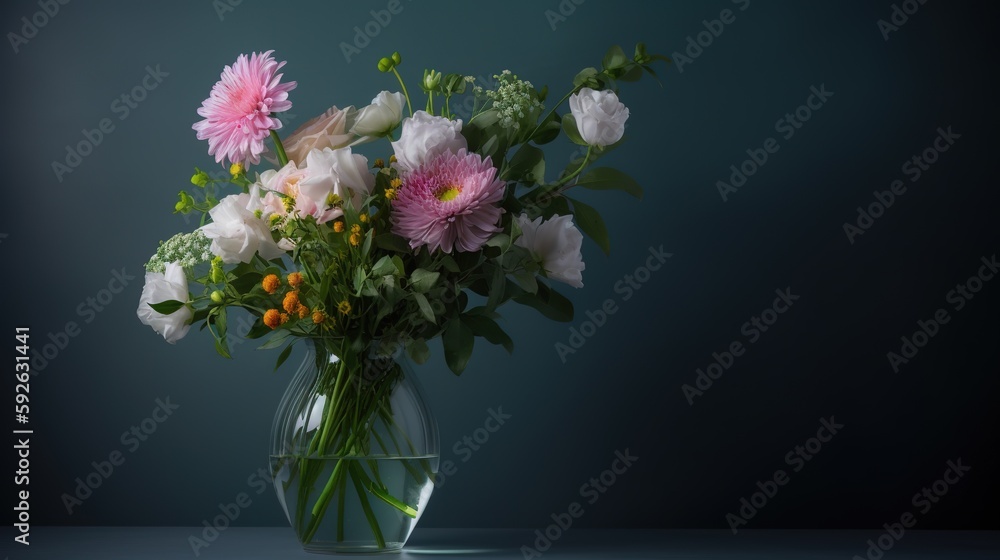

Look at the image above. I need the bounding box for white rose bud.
[137,262,193,344]
[569,87,629,147]
[514,213,586,288]
[351,91,406,137]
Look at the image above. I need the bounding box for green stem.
[553,145,592,188]
[526,88,577,141]
[349,461,387,549]
[336,472,347,542]
[270,129,289,167]
[392,68,413,117]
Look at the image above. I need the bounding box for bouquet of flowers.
[137,45,666,552]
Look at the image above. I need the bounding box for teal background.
[3,0,997,531]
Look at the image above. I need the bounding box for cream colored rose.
[282,106,355,165]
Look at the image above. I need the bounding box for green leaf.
[514,282,574,322]
[258,330,292,350]
[215,306,228,339]
[230,272,263,293]
[442,318,474,375]
[440,255,460,273]
[485,234,511,251]
[510,269,538,294]
[602,45,629,71]
[274,343,294,371]
[214,336,232,359]
[375,232,411,254]
[353,266,367,295]
[567,196,610,255]
[530,110,562,145]
[485,264,506,312]
[504,144,545,184]
[371,256,396,277]
[576,167,644,199]
[462,314,514,353]
[410,268,440,293]
[407,338,430,364]
[148,299,185,315]
[572,67,600,88]
[413,292,436,324]
[479,134,500,160]
[561,114,587,146]
[361,228,373,257]
[391,256,406,276]
[319,263,335,302]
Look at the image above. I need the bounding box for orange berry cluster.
[261,272,326,330]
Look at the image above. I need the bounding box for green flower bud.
[378,57,394,73]
[210,290,225,304]
[210,257,225,284]
[190,168,210,187]
[391,51,401,65]
[174,191,195,214]
[422,69,442,91]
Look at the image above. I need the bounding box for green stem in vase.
[336,471,347,542]
[349,461,387,549]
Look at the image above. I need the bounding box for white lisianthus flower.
[298,147,375,223]
[351,91,406,137]
[568,87,629,147]
[198,189,287,264]
[390,110,467,173]
[137,262,193,344]
[514,213,586,288]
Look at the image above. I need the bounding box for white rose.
[298,147,375,223]
[514,213,586,288]
[390,110,467,173]
[568,87,629,147]
[199,190,287,264]
[137,262,193,344]
[351,91,406,137]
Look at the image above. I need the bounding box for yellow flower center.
[436,184,462,202]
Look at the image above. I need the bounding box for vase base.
[303,542,404,555]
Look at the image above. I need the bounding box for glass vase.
[269,338,439,553]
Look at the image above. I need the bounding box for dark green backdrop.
[3,0,997,531]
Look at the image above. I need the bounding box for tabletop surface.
[2,528,998,559]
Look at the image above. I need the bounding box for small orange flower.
[359,212,369,223]
[333,221,345,233]
[297,304,309,319]
[280,313,290,325]
[282,291,300,314]
[390,177,402,188]
[312,310,326,324]
[373,158,385,169]
[287,272,304,288]
[262,274,280,294]
[350,223,362,234]
[263,309,281,329]
[337,300,352,315]
[349,232,361,246]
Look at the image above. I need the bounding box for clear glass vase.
[269,338,439,554]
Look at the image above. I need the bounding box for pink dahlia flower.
[193,50,296,168]
[392,149,505,253]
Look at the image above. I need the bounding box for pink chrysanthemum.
[392,149,505,253]
[193,50,296,168]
